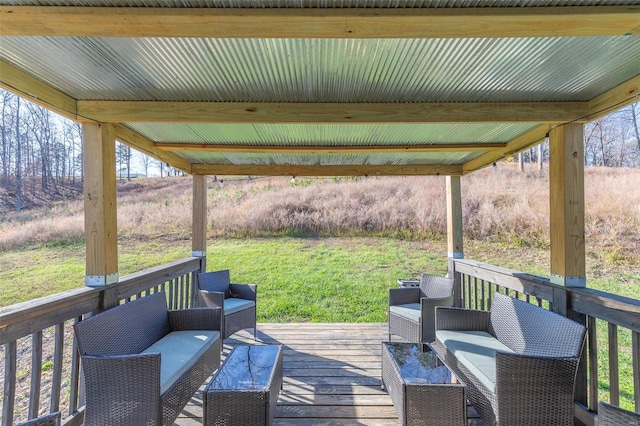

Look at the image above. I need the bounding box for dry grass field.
[1,164,638,264]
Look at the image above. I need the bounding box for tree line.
[0,90,183,212]
[1,89,639,213]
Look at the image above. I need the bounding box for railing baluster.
[29,330,43,419]
[588,316,598,412]
[460,274,466,308]
[608,323,619,406]
[190,271,197,307]
[3,340,17,426]
[69,320,81,416]
[182,275,186,309]
[633,331,640,411]
[50,323,64,412]
[473,277,478,309]
[168,279,175,308]
[480,279,486,311]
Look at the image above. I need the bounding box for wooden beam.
[2,6,638,38]
[549,123,585,288]
[462,124,552,173]
[77,101,589,124]
[155,143,507,154]
[83,123,118,287]
[446,176,464,259]
[587,74,640,120]
[114,125,192,174]
[192,175,208,258]
[0,60,78,121]
[190,164,462,177]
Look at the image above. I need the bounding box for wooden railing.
[452,258,640,426]
[0,257,204,426]
[2,256,639,425]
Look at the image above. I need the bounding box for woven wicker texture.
[598,401,640,426]
[198,271,257,339]
[16,412,61,426]
[75,292,170,356]
[381,342,466,426]
[389,273,454,343]
[433,292,586,425]
[204,345,283,426]
[74,291,222,426]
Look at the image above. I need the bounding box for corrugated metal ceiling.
[173,151,485,165]
[1,0,638,173]
[124,123,539,144]
[2,36,639,103]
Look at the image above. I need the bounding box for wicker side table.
[204,344,283,426]
[381,342,466,426]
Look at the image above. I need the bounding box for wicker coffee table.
[204,344,283,426]
[381,341,466,426]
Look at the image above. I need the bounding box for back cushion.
[489,293,585,357]
[420,274,454,299]
[198,270,232,298]
[75,291,170,356]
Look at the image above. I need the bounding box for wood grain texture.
[549,124,585,284]
[83,122,118,285]
[155,143,506,154]
[192,323,485,425]
[77,100,588,124]
[191,164,463,177]
[2,6,638,38]
[114,125,192,174]
[191,175,207,254]
[0,59,77,121]
[447,176,464,258]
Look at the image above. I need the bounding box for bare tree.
[1,91,15,188]
[139,152,152,177]
[15,97,22,212]
[629,102,640,152]
[63,121,82,183]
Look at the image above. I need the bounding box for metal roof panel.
[3,37,639,103]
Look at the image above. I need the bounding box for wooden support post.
[549,123,586,288]
[192,174,207,259]
[83,123,118,287]
[549,123,588,408]
[447,176,464,260]
[447,176,464,307]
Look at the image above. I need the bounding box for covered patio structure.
[1,1,640,425]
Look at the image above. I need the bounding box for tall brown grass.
[1,165,638,261]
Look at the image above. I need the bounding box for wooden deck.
[176,323,482,425]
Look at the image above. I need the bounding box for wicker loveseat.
[198,269,257,339]
[433,292,586,425]
[74,291,222,426]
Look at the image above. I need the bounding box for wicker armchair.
[388,273,454,343]
[598,401,640,425]
[198,269,257,339]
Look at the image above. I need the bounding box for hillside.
[1,166,639,266]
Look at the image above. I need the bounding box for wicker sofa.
[433,292,586,425]
[74,291,222,426]
[198,269,257,339]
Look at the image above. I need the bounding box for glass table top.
[383,342,455,384]
[210,345,280,391]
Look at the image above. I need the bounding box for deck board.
[176,323,483,425]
